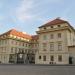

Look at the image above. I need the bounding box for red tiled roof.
[31,35,39,40]
[39,18,68,28]
[0,29,32,39]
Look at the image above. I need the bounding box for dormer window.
[44,27,46,29]
[58,25,61,27]
[51,26,53,28]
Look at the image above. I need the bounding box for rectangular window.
[43,35,47,40]
[58,42,62,50]
[43,56,46,61]
[51,26,53,28]
[43,43,47,48]
[50,34,54,39]
[43,43,47,51]
[58,33,61,38]
[50,42,54,51]
[58,25,61,27]
[58,55,62,62]
[50,55,54,61]
[39,56,41,59]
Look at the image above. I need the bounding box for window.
[43,35,47,40]
[39,56,41,59]
[44,27,46,29]
[43,56,46,61]
[58,42,62,50]
[43,43,47,48]
[50,55,54,61]
[11,47,14,53]
[43,43,47,51]
[51,26,53,28]
[58,55,62,62]
[50,42,54,51]
[58,25,61,27]
[50,34,54,39]
[58,33,61,38]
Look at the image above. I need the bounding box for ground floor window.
[58,55,62,62]
[39,56,41,59]
[50,55,54,61]
[43,55,46,61]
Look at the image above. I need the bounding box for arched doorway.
[16,50,25,64]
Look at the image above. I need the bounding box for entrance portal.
[17,53,24,64]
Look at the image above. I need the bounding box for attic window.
[51,26,53,28]
[58,25,61,27]
[44,27,46,29]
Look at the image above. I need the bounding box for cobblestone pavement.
[0,64,75,75]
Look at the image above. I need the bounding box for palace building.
[35,18,75,64]
[0,18,75,64]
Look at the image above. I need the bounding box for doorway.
[69,57,73,64]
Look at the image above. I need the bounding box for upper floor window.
[43,43,47,48]
[42,43,47,51]
[44,27,46,30]
[58,33,61,38]
[58,42,62,50]
[51,26,53,28]
[43,35,47,40]
[58,25,61,27]
[50,42,54,51]
[50,34,54,39]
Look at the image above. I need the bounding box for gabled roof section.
[0,29,31,39]
[39,18,68,28]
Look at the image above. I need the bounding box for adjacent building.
[0,29,36,64]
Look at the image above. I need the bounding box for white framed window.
[43,35,47,40]
[50,42,54,51]
[58,33,61,38]
[50,34,54,39]
[58,42,62,50]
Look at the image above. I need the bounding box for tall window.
[50,55,54,61]
[50,42,54,51]
[50,34,54,39]
[58,33,61,38]
[58,42,62,50]
[43,56,46,61]
[58,55,62,62]
[43,35,47,40]
[39,56,41,60]
[42,43,47,51]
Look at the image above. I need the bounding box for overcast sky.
[0,0,75,35]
